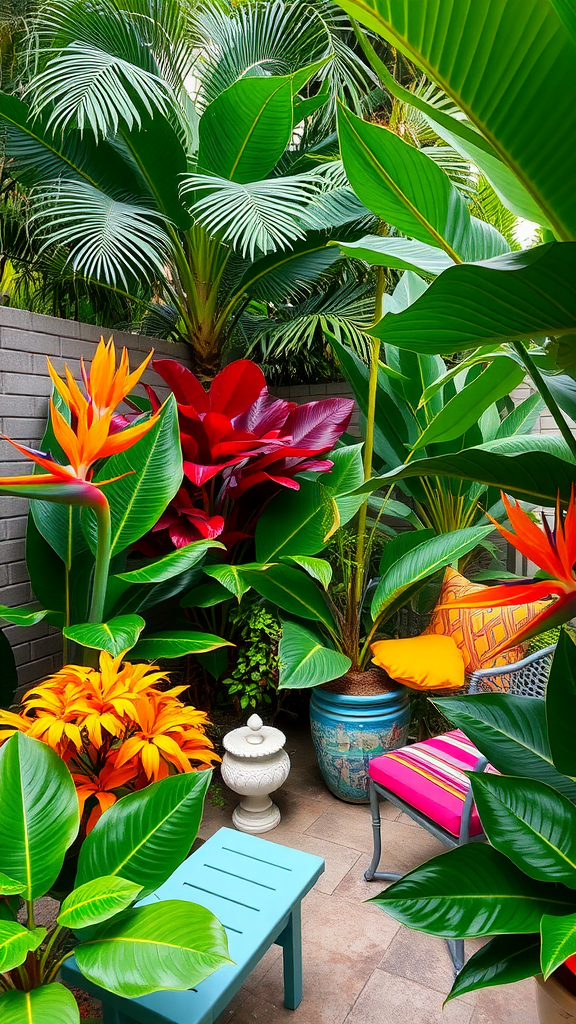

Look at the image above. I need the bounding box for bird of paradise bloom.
[441,489,576,654]
[0,651,219,830]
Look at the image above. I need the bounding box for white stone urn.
[221,714,290,834]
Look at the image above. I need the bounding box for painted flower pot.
[309,685,410,803]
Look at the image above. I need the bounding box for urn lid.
[223,714,286,758]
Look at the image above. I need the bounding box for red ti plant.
[140,358,353,553]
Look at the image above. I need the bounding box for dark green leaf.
[279,619,350,689]
[128,631,232,660]
[0,628,18,710]
[241,564,336,630]
[115,539,223,584]
[546,628,576,776]
[447,934,541,1002]
[255,480,340,562]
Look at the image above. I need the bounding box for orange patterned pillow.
[423,568,543,672]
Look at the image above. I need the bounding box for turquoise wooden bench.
[61,826,325,1024]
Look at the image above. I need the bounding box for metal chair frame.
[364,644,556,975]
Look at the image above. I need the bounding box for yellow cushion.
[371,635,465,691]
[423,568,542,672]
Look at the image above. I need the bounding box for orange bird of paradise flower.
[442,489,576,654]
[0,337,159,504]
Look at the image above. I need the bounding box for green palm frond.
[180,172,325,260]
[29,180,171,289]
[300,160,373,229]
[469,174,522,250]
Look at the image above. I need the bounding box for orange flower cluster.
[0,651,219,831]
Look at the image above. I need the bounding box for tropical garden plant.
[0,338,233,700]
[0,0,380,375]
[0,651,218,831]
[0,731,230,1023]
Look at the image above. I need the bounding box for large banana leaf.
[128,631,232,660]
[333,0,576,240]
[372,843,576,937]
[75,900,231,997]
[413,359,525,449]
[335,235,455,276]
[0,921,46,973]
[0,984,80,1024]
[115,539,223,584]
[446,934,541,1002]
[434,694,576,801]
[62,615,145,657]
[469,774,576,888]
[0,734,79,900]
[76,770,211,897]
[255,480,340,562]
[371,525,493,621]
[353,435,576,506]
[372,243,576,355]
[83,395,182,557]
[197,75,294,183]
[58,876,143,930]
[541,912,576,978]
[337,103,507,263]
[278,619,351,689]
[240,564,336,630]
[546,628,576,777]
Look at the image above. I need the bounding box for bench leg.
[278,904,303,1010]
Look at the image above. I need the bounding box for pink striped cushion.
[369,729,494,837]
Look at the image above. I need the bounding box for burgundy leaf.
[285,398,353,449]
[209,360,266,418]
[153,359,209,411]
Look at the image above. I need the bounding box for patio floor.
[201,718,540,1024]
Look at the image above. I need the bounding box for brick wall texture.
[0,307,192,688]
[0,309,570,686]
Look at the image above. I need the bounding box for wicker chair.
[364,644,556,973]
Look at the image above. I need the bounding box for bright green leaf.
[335,235,456,276]
[128,631,233,660]
[0,921,46,973]
[279,618,350,689]
[63,615,145,657]
[0,605,50,626]
[0,983,80,1024]
[282,556,332,590]
[541,912,576,979]
[115,539,224,584]
[58,875,143,930]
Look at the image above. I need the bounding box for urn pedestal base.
[222,715,291,835]
[232,794,282,834]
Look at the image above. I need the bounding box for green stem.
[513,340,576,460]
[25,901,35,929]
[46,950,74,985]
[88,498,111,624]
[39,926,63,980]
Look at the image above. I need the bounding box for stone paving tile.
[469,977,540,1024]
[378,923,461,994]
[250,939,375,1024]
[343,968,475,1024]
[279,760,340,806]
[301,889,399,968]
[263,827,361,895]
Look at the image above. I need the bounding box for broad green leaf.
[0,984,80,1024]
[115,539,224,584]
[128,631,232,660]
[541,912,576,979]
[550,0,576,45]
[0,921,46,972]
[322,443,365,523]
[335,235,456,276]
[446,934,541,1003]
[58,876,143,930]
[371,525,493,621]
[413,358,525,449]
[0,872,25,895]
[181,579,235,608]
[76,770,211,897]
[418,349,504,410]
[372,244,576,354]
[371,843,576,937]
[63,615,145,657]
[496,393,544,439]
[0,628,18,711]
[279,619,351,689]
[378,529,434,576]
[0,733,79,900]
[434,694,576,801]
[255,480,340,562]
[546,628,576,777]
[75,899,231,997]
[241,564,336,630]
[282,556,332,590]
[203,564,253,602]
[0,605,50,626]
[335,0,576,240]
[198,75,294,183]
[354,435,576,507]
[337,102,508,262]
[470,774,576,889]
[83,396,182,557]
[119,112,191,230]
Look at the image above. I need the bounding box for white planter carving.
[222,714,291,834]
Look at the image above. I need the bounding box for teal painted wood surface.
[61,826,325,1024]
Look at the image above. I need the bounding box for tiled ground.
[200,721,539,1024]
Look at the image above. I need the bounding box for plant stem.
[26,901,35,929]
[39,926,63,980]
[88,497,111,624]
[513,340,576,461]
[46,950,74,985]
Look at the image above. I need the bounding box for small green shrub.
[221,601,282,714]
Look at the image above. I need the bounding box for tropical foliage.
[0,651,218,831]
[372,626,576,1000]
[0,732,230,1023]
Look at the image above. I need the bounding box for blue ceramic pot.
[310,686,410,803]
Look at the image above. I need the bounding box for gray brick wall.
[0,307,192,688]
